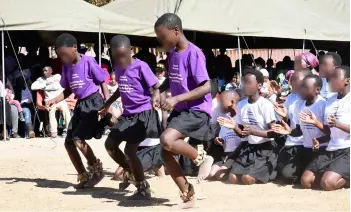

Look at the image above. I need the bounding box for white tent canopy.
[0,0,153,36]
[103,0,180,37]
[177,0,350,41]
[104,0,349,41]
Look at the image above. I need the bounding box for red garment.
[101,64,110,84]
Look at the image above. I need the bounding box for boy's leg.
[208,163,221,179]
[105,135,131,189]
[74,139,104,188]
[64,138,89,189]
[160,128,199,162]
[124,142,152,200]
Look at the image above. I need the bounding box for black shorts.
[66,91,105,141]
[306,147,350,180]
[167,110,214,141]
[108,109,161,143]
[137,144,163,171]
[231,140,278,183]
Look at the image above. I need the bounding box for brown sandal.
[179,182,195,203]
[74,172,90,189]
[193,145,207,166]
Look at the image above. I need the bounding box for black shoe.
[11,133,21,138]
[85,159,104,188]
[127,180,152,200]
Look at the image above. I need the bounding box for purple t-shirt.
[61,55,107,100]
[168,42,212,116]
[115,59,158,115]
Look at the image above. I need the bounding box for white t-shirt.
[284,93,300,109]
[139,109,162,147]
[210,98,225,135]
[285,95,303,146]
[236,97,277,144]
[324,93,350,151]
[219,117,241,152]
[295,95,327,148]
[107,83,118,97]
[320,78,336,100]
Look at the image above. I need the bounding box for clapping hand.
[214,137,224,146]
[312,138,319,151]
[274,103,288,118]
[272,120,292,135]
[242,125,252,136]
[161,96,178,111]
[327,115,338,128]
[299,109,318,125]
[217,114,236,129]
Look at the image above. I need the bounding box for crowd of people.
[0,13,349,208]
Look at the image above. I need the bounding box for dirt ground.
[0,137,349,211]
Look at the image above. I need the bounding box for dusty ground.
[0,137,349,212]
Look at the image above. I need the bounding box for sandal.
[74,172,90,189]
[179,182,195,203]
[85,159,104,188]
[193,145,207,166]
[119,169,134,190]
[127,180,152,200]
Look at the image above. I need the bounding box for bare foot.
[111,167,124,181]
[197,155,214,184]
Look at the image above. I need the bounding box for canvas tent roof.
[0,0,153,36]
[103,0,180,36]
[104,0,349,41]
[177,0,350,41]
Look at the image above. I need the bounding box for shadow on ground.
[0,177,173,207]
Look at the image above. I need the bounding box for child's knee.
[241,175,256,185]
[320,178,336,191]
[160,132,176,151]
[228,173,238,184]
[300,174,314,189]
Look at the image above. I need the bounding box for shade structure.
[177,0,349,41]
[0,0,153,36]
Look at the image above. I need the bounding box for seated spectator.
[31,66,71,138]
[224,72,240,91]
[155,63,166,84]
[21,87,35,138]
[5,88,25,121]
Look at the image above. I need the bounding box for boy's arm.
[335,122,350,133]
[174,80,211,103]
[103,88,120,109]
[101,82,110,101]
[31,78,46,90]
[315,134,331,144]
[248,121,276,138]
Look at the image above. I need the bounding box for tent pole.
[192,31,196,44]
[98,18,101,66]
[302,39,305,52]
[237,36,242,78]
[1,27,6,141]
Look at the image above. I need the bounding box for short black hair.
[335,65,350,78]
[55,33,77,48]
[324,52,342,66]
[110,35,131,49]
[304,74,323,89]
[243,68,264,84]
[154,13,183,32]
